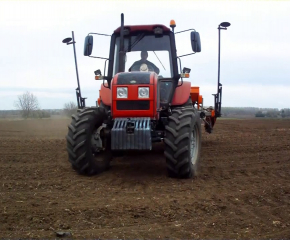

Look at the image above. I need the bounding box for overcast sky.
[0,0,289,110]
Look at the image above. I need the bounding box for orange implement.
[190,86,199,102]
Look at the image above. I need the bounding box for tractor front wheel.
[164,105,202,178]
[66,107,112,176]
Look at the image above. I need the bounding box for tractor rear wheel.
[66,107,112,176]
[164,104,202,179]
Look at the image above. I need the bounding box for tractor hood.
[114,72,156,85]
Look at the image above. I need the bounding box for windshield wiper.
[153,51,166,70]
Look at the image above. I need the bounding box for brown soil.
[0,118,290,239]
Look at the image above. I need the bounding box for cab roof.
[114,24,171,34]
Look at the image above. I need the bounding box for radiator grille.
[116,100,150,110]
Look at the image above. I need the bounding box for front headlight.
[117,87,128,98]
[138,87,149,98]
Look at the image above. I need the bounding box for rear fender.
[171,81,191,106]
[100,82,112,106]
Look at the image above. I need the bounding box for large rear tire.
[66,107,112,176]
[164,103,202,179]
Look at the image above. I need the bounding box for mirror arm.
[175,28,196,34]
[88,32,111,37]
[88,56,110,60]
[177,52,196,58]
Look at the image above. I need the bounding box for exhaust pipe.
[118,13,125,73]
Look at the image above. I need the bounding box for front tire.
[164,104,202,178]
[66,107,112,176]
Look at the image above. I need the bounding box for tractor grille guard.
[111,117,152,150]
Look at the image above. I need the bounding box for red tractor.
[62,14,228,179]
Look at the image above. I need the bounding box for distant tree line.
[0,91,289,119]
[254,109,290,118]
[0,91,79,119]
[222,107,259,117]
[281,109,290,118]
[0,108,76,119]
[221,107,289,118]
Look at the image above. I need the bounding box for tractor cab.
[84,19,201,116]
[110,24,178,110]
[111,24,175,78]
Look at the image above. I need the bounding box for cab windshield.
[113,34,173,78]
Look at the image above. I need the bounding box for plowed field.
[0,118,290,239]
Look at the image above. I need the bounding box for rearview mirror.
[84,35,93,56]
[191,31,201,52]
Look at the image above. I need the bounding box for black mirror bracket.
[66,41,75,45]
[174,28,196,35]
[218,26,228,30]
[176,57,183,87]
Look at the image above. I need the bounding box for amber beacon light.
[170,20,176,28]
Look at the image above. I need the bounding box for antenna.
[62,31,86,109]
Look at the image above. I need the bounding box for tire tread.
[164,100,201,179]
[66,107,111,176]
